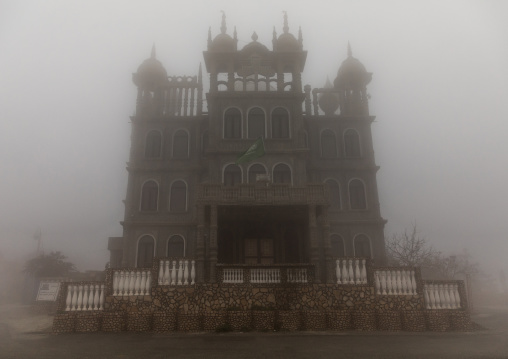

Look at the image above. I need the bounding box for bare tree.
[386,224,439,267]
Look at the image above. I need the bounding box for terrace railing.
[217,264,314,284]
[64,282,105,311]
[423,281,463,309]
[157,258,196,286]
[374,268,418,295]
[335,258,368,285]
[112,269,152,296]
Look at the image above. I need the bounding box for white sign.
[36,281,61,301]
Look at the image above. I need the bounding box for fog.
[1,1,507,276]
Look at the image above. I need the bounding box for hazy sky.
[1,1,507,274]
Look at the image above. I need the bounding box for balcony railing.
[423,281,463,309]
[374,268,418,295]
[217,264,314,284]
[112,269,152,296]
[64,282,106,311]
[157,258,196,286]
[335,258,368,285]
[199,184,328,205]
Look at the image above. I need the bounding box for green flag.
[235,137,265,164]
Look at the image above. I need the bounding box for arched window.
[140,180,158,211]
[330,234,345,257]
[137,235,155,267]
[224,164,242,186]
[325,179,341,209]
[349,179,367,210]
[248,164,266,183]
[344,129,361,157]
[248,107,265,139]
[272,108,289,138]
[167,235,185,257]
[321,130,337,158]
[273,163,291,184]
[354,234,371,257]
[169,180,187,212]
[172,130,189,158]
[224,108,241,139]
[145,130,162,158]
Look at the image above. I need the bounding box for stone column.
[209,205,218,282]
[320,206,334,283]
[196,203,206,283]
[308,205,320,282]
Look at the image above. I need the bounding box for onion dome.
[240,32,270,56]
[318,78,340,116]
[274,12,302,52]
[334,43,372,90]
[208,11,237,52]
[132,45,168,90]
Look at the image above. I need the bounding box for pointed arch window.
[140,180,158,211]
[169,180,187,212]
[145,130,162,158]
[321,130,337,158]
[325,179,341,209]
[272,107,289,138]
[248,164,266,183]
[344,129,361,157]
[167,235,185,257]
[349,179,366,210]
[224,164,242,186]
[354,234,371,258]
[330,234,345,257]
[224,108,241,139]
[137,235,155,268]
[273,163,291,184]
[173,130,189,159]
[248,107,265,139]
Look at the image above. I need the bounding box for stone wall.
[53,281,472,333]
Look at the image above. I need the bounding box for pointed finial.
[207,27,212,48]
[233,26,237,40]
[151,43,156,59]
[283,11,289,34]
[198,63,202,84]
[220,10,227,34]
[298,26,303,45]
[251,31,258,42]
[347,42,352,57]
[273,26,277,40]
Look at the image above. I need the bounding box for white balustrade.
[335,259,367,285]
[223,268,244,283]
[112,269,153,296]
[250,268,281,284]
[65,283,105,311]
[424,283,461,309]
[157,260,196,286]
[374,269,417,295]
[287,268,308,283]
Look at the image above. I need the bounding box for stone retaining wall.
[52,282,472,333]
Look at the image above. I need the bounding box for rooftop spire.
[151,43,156,59]
[347,41,352,57]
[298,26,303,46]
[220,10,227,34]
[233,26,237,40]
[207,27,212,48]
[283,11,289,34]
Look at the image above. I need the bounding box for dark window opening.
[273,163,291,184]
[167,235,185,257]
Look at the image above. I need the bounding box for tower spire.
[151,43,156,59]
[347,41,352,57]
[283,11,289,34]
[220,10,227,34]
[207,27,212,49]
[298,26,303,46]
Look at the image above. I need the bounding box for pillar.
[209,205,218,282]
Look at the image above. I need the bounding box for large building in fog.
[108,13,387,283]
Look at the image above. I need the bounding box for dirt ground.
[1,304,507,359]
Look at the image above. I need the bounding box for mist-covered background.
[1,1,507,276]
